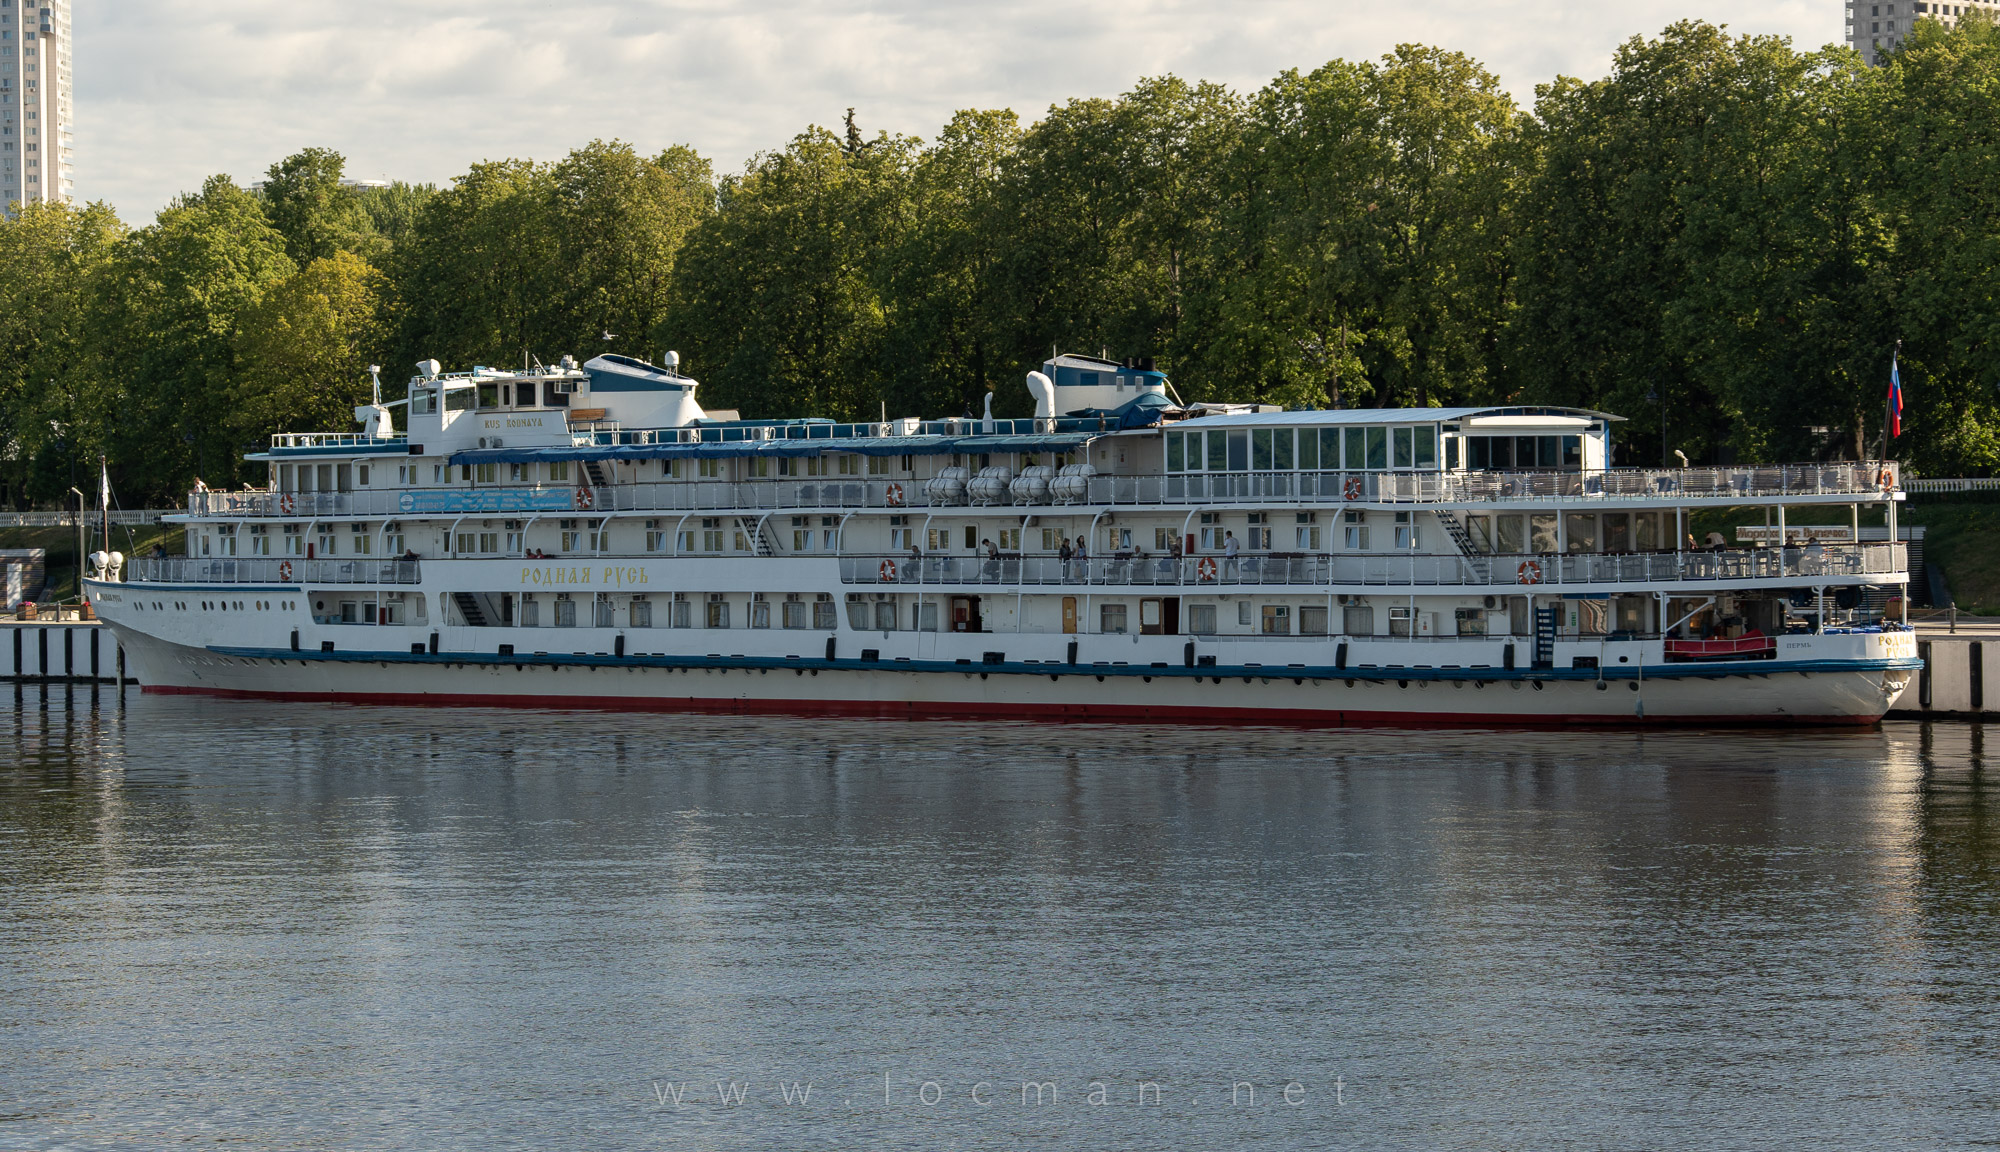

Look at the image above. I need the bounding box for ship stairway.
[451,591,489,627]
[583,461,610,488]
[740,517,776,557]
[1433,510,1489,582]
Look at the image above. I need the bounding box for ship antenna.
[368,364,382,407]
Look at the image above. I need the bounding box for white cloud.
[75,0,1844,222]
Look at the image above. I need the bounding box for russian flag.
[1889,349,1904,439]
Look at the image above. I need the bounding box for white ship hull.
[92,580,1915,726]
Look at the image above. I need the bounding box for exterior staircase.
[1433,510,1490,582]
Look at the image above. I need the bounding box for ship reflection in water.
[1,694,1994,1150]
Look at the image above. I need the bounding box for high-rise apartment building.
[1850,2,1997,64]
[1,0,73,211]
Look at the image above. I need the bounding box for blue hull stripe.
[206,645,1920,683]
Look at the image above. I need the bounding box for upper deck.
[189,460,1900,520]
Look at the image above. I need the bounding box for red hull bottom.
[139,683,1881,730]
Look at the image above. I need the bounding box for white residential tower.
[1,0,73,211]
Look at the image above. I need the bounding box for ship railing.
[837,543,1906,588]
[124,557,423,585]
[268,433,409,450]
[182,462,1900,520]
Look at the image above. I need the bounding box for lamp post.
[68,487,86,605]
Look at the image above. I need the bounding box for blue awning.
[447,432,1099,467]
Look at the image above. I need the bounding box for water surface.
[1,690,1995,1149]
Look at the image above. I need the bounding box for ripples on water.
[0,688,1995,1150]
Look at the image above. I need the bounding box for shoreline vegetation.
[4,18,2000,512]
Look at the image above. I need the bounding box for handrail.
[187,463,1901,520]
[835,543,1906,589]
[125,557,422,585]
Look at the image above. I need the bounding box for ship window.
[444,387,474,412]
[410,388,437,415]
[1296,428,1317,470]
[547,461,570,484]
[1319,429,1340,470]
[555,597,577,627]
[1635,512,1663,551]
[1414,426,1437,469]
[1389,606,1413,637]
[1261,604,1290,635]
[1465,514,1493,552]
[913,602,939,631]
[1563,435,1582,468]
[1226,431,1248,472]
[1252,429,1273,470]
[1565,513,1597,553]
[1455,607,1487,636]
[782,597,808,629]
[1100,603,1128,634]
[1366,427,1388,470]
[1530,514,1559,553]
[1188,603,1217,634]
[357,465,371,486]
[1495,514,1525,553]
[814,594,837,630]
[1299,605,1328,635]
[1392,428,1413,469]
[1206,430,1227,471]
[671,593,692,628]
[1603,512,1631,553]
[1273,429,1293,470]
[1167,431,1185,472]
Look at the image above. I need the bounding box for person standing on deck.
[1224,530,1240,580]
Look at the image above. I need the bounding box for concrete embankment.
[0,618,125,684]
[1891,633,1997,719]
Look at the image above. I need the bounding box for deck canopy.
[447,432,1098,467]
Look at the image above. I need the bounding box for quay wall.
[1890,638,1997,718]
[0,620,124,683]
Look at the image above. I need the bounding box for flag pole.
[1879,340,1899,464]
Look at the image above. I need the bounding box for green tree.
[259,147,385,264]
[0,199,126,507]
[94,175,295,499]
[667,124,917,419]
[551,140,715,360]
[232,250,387,440]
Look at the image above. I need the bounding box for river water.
[0,690,1994,1150]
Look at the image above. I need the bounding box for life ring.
[574,486,595,510]
[278,560,294,582]
[1197,556,1218,581]
[885,482,905,506]
[1342,476,1364,501]
[1517,559,1543,585]
[879,559,897,582]
[1877,468,1894,492]
[278,493,295,515]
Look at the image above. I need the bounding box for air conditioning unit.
[1484,595,1498,609]
[490,437,503,448]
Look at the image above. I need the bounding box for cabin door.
[1061,597,1078,634]
[952,596,982,633]
[1162,596,1180,636]
[1140,598,1162,635]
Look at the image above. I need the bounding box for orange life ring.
[1517,559,1543,585]
[278,560,294,582]
[278,493,296,515]
[1342,476,1364,501]
[1197,556,1218,581]
[574,486,595,510]
[885,482,905,506]
[879,559,897,582]
[1877,468,1894,491]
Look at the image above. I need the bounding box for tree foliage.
[8,19,2000,507]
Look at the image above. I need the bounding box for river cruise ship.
[83,352,1919,725]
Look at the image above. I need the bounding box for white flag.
[99,459,110,512]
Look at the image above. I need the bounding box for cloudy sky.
[76,0,1841,222]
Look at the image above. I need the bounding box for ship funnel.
[1025,371,1055,419]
